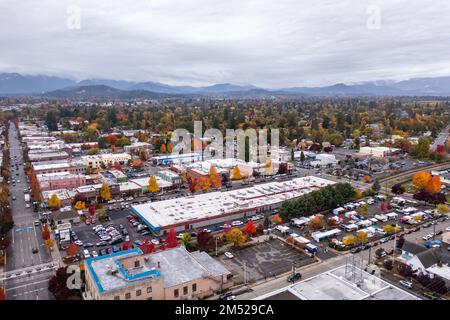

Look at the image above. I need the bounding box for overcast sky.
[1,0,450,88]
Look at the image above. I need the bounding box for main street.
[4,123,54,300]
[431,124,450,150]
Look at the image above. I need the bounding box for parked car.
[83,250,91,259]
[218,292,234,300]
[287,273,302,282]
[399,280,413,289]
[91,251,99,258]
[96,241,108,247]
[351,247,362,254]
[231,220,244,226]
[422,234,434,240]
[83,243,94,248]
[224,252,234,259]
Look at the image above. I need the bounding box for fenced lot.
[218,238,316,284]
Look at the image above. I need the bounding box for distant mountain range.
[2,72,450,98]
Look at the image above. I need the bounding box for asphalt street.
[4,123,53,300]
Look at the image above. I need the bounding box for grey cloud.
[0,0,449,87]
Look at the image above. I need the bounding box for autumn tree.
[48,267,81,300]
[412,171,431,191]
[226,228,246,247]
[167,143,173,153]
[160,143,167,153]
[74,201,85,210]
[272,214,282,225]
[354,189,362,199]
[138,147,149,161]
[391,184,405,195]
[425,176,442,193]
[0,287,5,300]
[209,165,222,189]
[66,243,79,256]
[197,230,214,252]
[244,220,256,235]
[100,184,112,201]
[148,176,160,194]
[132,158,144,169]
[356,230,368,244]
[180,233,192,248]
[265,160,273,175]
[308,215,324,231]
[166,227,178,248]
[199,176,211,192]
[436,204,450,215]
[48,194,61,209]
[42,224,51,241]
[343,235,356,246]
[231,166,243,180]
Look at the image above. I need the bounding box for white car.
[399,280,413,289]
[83,250,91,259]
[74,240,83,246]
[224,252,234,259]
[422,234,433,241]
[231,221,243,226]
[151,239,159,245]
[91,251,99,258]
[446,226,450,231]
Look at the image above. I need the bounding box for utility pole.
[215,237,218,257]
[243,262,247,285]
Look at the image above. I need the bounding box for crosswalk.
[0,261,59,281]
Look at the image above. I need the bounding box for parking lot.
[67,208,155,257]
[218,239,316,284]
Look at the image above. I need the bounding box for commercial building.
[309,154,338,167]
[131,176,335,235]
[82,153,131,169]
[359,146,401,158]
[28,150,70,162]
[124,142,150,153]
[37,172,86,191]
[256,265,420,300]
[83,246,231,300]
[151,153,201,165]
[41,188,77,206]
[32,159,86,175]
[129,176,174,194]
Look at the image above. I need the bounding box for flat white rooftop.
[131,176,335,230]
[256,265,420,300]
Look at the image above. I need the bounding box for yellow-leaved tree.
[148,176,160,194]
[74,201,85,210]
[226,228,246,247]
[100,184,112,201]
[231,166,243,180]
[48,194,61,208]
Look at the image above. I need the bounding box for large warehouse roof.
[131,176,335,231]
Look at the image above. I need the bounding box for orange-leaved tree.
[412,171,431,191]
[425,176,442,193]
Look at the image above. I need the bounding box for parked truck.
[24,193,30,202]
